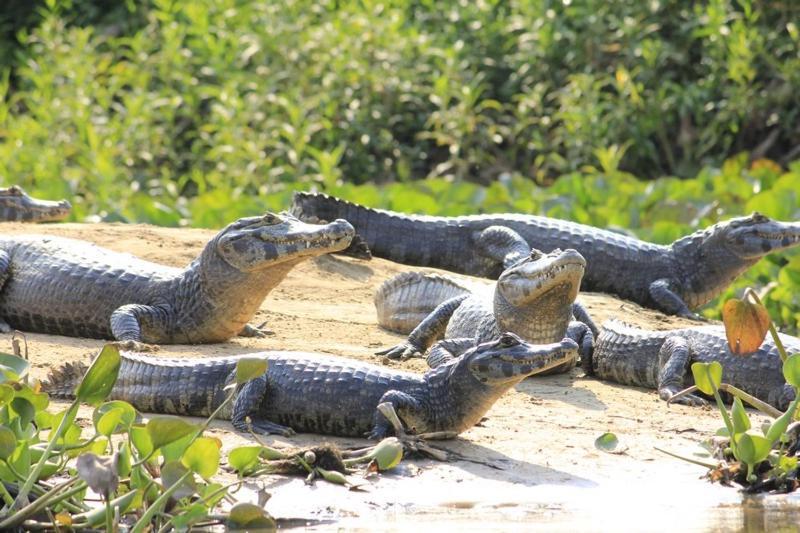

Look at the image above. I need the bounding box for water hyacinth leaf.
[182,436,221,478]
[146,416,198,451]
[0,352,30,382]
[117,442,132,478]
[14,386,49,411]
[691,361,722,395]
[228,445,262,474]
[75,344,121,406]
[93,401,137,435]
[722,298,770,355]
[370,437,404,471]
[226,502,276,530]
[0,384,13,408]
[731,397,751,434]
[161,460,197,500]
[734,430,772,465]
[10,397,35,428]
[235,358,267,385]
[160,431,196,463]
[76,452,119,497]
[594,432,622,453]
[130,424,153,458]
[783,354,800,387]
[170,503,210,530]
[0,426,16,460]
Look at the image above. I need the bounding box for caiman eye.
[261,213,282,225]
[499,334,518,347]
[529,249,544,260]
[4,186,23,196]
[750,212,769,223]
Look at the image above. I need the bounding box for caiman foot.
[375,342,424,360]
[234,417,296,437]
[660,388,707,407]
[114,340,160,352]
[239,322,274,338]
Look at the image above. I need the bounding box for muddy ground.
[4,221,799,531]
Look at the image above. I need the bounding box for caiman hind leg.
[649,279,706,321]
[571,302,599,337]
[475,226,532,271]
[110,303,172,351]
[426,337,477,368]
[368,390,423,440]
[231,376,296,436]
[563,320,593,373]
[376,295,469,360]
[0,250,12,333]
[657,335,706,406]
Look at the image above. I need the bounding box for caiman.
[43,334,579,438]
[291,192,800,319]
[374,248,594,372]
[590,319,798,410]
[0,186,71,222]
[0,213,353,348]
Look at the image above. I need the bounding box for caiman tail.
[43,352,239,418]
[291,192,458,267]
[375,272,473,333]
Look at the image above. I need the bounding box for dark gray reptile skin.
[0,186,71,222]
[292,192,800,319]
[44,334,579,439]
[591,319,798,409]
[374,249,594,371]
[0,213,353,345]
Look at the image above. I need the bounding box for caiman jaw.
[0,186,72,222]
[469,335,578,384]
[498,248,586,305]
[725,214,800,259]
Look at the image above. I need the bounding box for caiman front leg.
[0,250,12,333]
[368,390,423,440]
[376,295,469,360]
[566,320,593,372]
[231,376,296,436]
[110,303,172,351]
[238,322,274,338]
[649,279,706,321]
[475,226,532,272]
[657,335,706,406]
[426,337,477,368]
[571,302,599,337]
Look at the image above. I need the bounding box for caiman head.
[464,333,578,385]
[0,185,71,222]
[494,248,585,341]
[672,213,800,308]
[213,212,355,272]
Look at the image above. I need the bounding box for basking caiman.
[0,186,71,222]
[0,213,353,348]
[44,334,579,438]
[291,192,800,319]
[590,320,798,410]
[375,249,594,372]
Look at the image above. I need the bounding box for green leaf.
[766,397,799,445]
[226,502,276,530]
[722,298,770,354]
[10,397,35,428]
[691,361,723,395]
[93,401,137,436]
[783,354,800,387]
[0,384,15,408]
[161,461,196,500]
[75,344,121,406]
[228,445,262,475]
[117,442,132,478]
[160,431,196,463]
[0,426,16,460]
[731,397,751,434]
[130,425,153,459]
[146,416,198,451]
[0,352,30,382]
[182,436,221,478]
[594,432,623,453]
[235,358,267,385]
[170,502,209,529]
[14,386,49,411]
[733,430,772,465]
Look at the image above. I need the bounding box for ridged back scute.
[42,360,90,399]
[374,271,472,333]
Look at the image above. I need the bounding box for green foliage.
[0,351,275,529]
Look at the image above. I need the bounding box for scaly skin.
[375,249,593,373]
[0,186,71,222]
[590,319,797,410]
[291,192,800,319]
[0,213,353,346]
[44,334,579,438]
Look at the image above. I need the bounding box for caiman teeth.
[758,233,800,242]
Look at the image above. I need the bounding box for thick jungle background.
[1,0,799,330]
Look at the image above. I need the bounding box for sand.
[3,221,798,530]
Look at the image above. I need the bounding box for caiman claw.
[375,342,423,360]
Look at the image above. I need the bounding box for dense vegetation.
[0,0,798,329]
